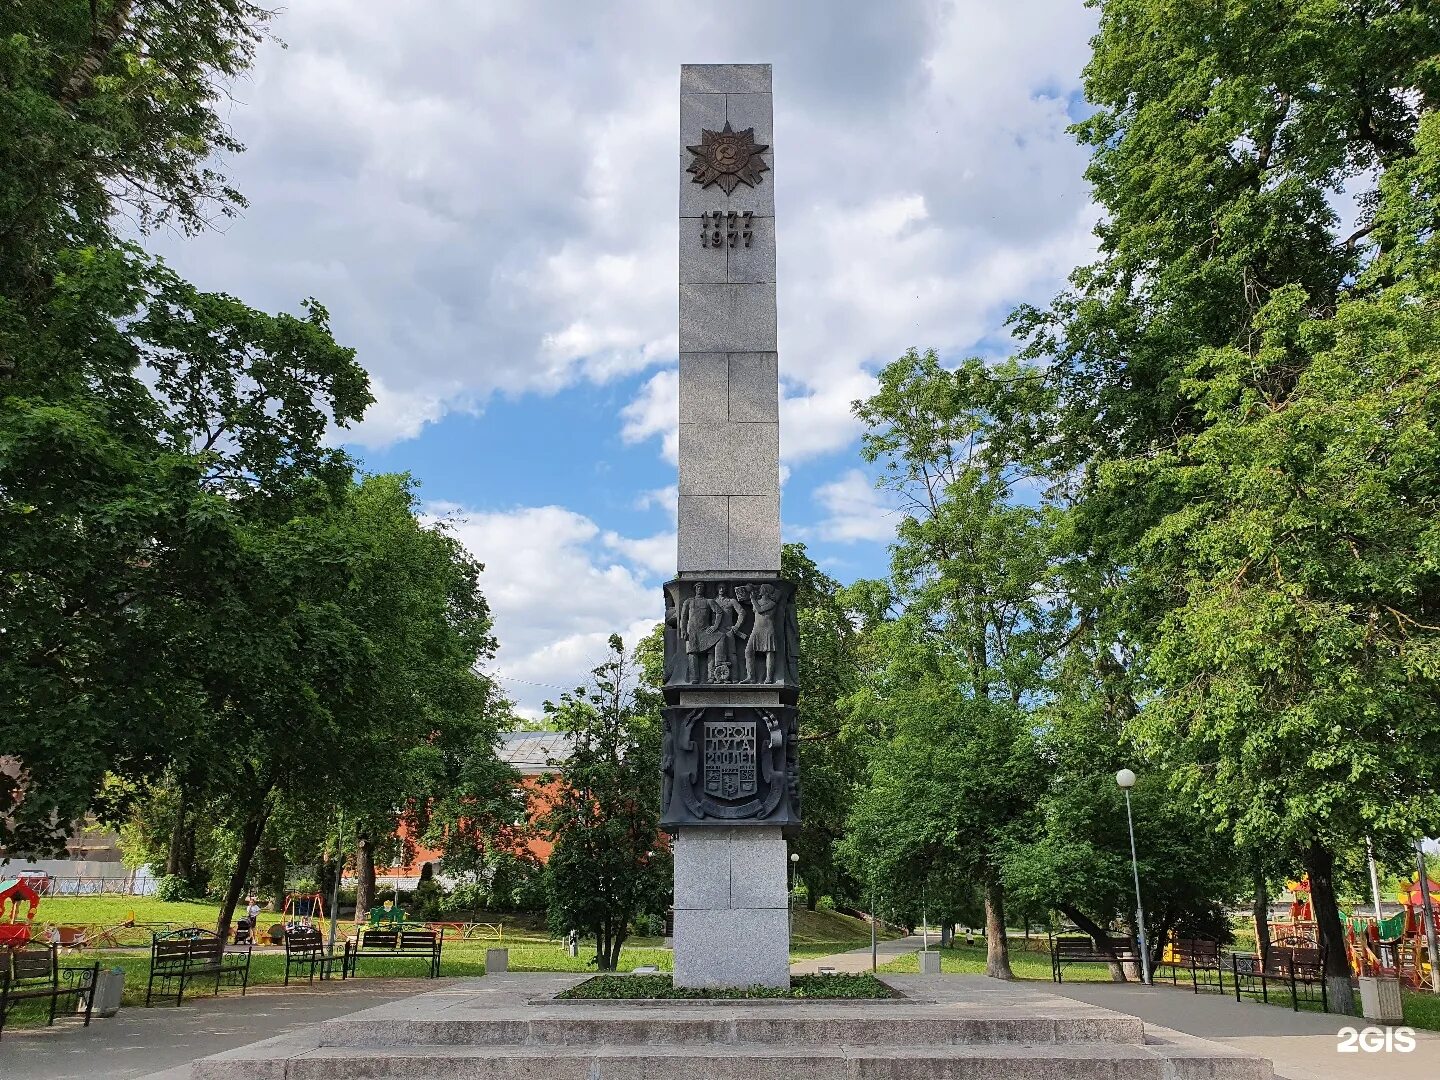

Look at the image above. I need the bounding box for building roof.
[498,730,574,775]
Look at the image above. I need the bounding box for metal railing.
[32,874,156,897]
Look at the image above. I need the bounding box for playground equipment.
[1260,876,1318,950]
[366,899,407,928]
[283,891,326,930]
[0,876,41,948]
[1341,873,1439,989]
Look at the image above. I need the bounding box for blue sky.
[152,1,1102,715]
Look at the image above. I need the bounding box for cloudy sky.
[154,0,1101,715]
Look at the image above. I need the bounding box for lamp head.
[1115,768,1137,790]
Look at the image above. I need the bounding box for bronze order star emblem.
[686,121,769,194]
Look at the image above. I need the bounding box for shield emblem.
[703,720,757,800]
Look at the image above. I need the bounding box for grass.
[787,907,899,960]
[879,938,1120,981]
[559,973,894,1000]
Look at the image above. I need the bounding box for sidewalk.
[1046,979,1440,1080]
[0,978,426,1080]
[790,933,925,974]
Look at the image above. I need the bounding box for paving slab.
[0,977,425,1080]
[1046,979,1440,1080]
[189,973,1272,1080]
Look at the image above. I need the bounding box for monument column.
[662,63,798,989]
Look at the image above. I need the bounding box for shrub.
[413,878,444,919]
[439,883,488,917]
[155,875,196,902]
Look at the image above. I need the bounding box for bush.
[154,875,196,902]
[439,883,488,917]
[633,913,667,937]
[413,878,445,919]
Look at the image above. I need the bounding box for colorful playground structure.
[1262,873,1439,989]
[0,875,41,948]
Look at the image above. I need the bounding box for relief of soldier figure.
[663,578,798,687]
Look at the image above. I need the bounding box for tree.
[781,544,866,910]
[541,635,671,972]
[845,348,1062,978]
[1007,1,1440,1013]
[197,475,502,937]
[0,1,373,852]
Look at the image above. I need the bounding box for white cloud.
[620,368,679,464]
[434,504,663,714]
[634,485,678,516]
[805,468,901,544]
[152,0,1100,457]
[602,530,676,579]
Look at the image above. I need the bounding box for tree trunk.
[58,0,137,107]
[266,848,286,913]
[609,926,628,971]
[165,786,185,876]
[356,835,376,915]
[984,881,1014,979]
[940,922,953,948]
[215,794,273,942]
[1253,865,1271,964]
[1303,840,1355,1015]
[1058,903,1128,981]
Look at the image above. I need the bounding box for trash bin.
[82,968,125,1018]
[1358,976,1404,1023]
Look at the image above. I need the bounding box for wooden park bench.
[1156,937,1226,993]
[0,944,98,1040]
[283,926,343,985]
[145,928,252,1006]
[1049,933,1138,983]
[343,927,442,979]
[1232,947,1328,1012]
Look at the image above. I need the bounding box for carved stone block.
[662,577,798,694]
[660,704,800,831]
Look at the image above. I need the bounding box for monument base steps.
[190,974,1272,1080]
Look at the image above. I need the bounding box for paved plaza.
[1045,980,1440,1080]
[0,978,424,1080]
[3,939,1434,1079]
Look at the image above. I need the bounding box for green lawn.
[788,907,899,960]
[878,939,1122,981]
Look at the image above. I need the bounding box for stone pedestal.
[672,826,789,988]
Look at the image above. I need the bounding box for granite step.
[317,1010,1146,1047]
[192,1037,1273,1080]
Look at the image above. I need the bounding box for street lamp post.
[1116,768,1152,985]
[788,852,800,941]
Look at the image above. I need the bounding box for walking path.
[1046,979,1440,1080]
[0,978,425,1080]
[789,933,925,974]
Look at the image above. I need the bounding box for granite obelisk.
[661,63,798,989]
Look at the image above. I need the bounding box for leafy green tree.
[844,348,1062,978]
[782,543,866,910]
[1007,1,1440,1013]
[199,475,502,936]
[0,1,373,853]
[541,635,671,971]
